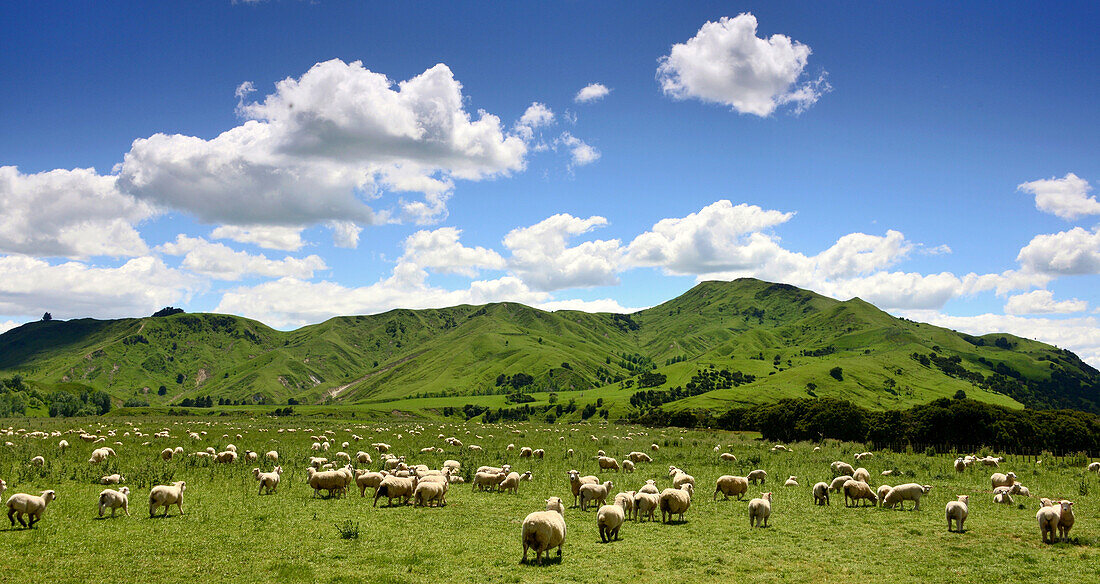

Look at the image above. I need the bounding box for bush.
[334,520,359,539]
[829,367,844,381]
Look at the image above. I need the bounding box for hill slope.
[1,279,1098,414]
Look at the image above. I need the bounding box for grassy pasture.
[1,416,1098,584]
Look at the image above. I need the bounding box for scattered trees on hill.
[151,307,184,317]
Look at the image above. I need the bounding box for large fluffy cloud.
[400,227,505,277]
[210,224,305,251]
[0,166,155,258]
[1017,226,1100,275]
[159,235,327,281]
[1018,173,1099,220]
[1004,290,1087,315]
[0,255,192,320]
[656,13,829,116]
[116,60,529,228]
[503,214,623,291]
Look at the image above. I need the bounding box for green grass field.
[1,415,1098,583]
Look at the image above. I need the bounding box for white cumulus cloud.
[210,224,305,251]
[504,214,622,291]
[557,132,601,167]
[574,83,611,103]
[657,13,829,116]
[159,235,327,281]
[1004,290,1088,315]
[1017,226,1100,275]
[400,227,506,277]
[1018,173,1099,220]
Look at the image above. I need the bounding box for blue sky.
[2,2,1099,363]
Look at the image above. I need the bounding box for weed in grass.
[334,519,359,539]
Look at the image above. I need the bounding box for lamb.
[1037,505,1060,544]
[7,490,57,527]
[355,470,385,497]
[784,476,798,487]
[148,481,186,517]
[101,474,125,485]
[1011,484,1031,498]
[413,480,448,507]
[843,480,878,507]
[521,504,566,565]
[98,487,130,517]
[990,472,1017,489]
[634,492,660,522]
[831,461,856,477]
[253,467,282,495]
[307,467,348,499]
[597,456,620,472]
[748,492,772,528]
[88,447,113,464]
[1057,500,1075,542]
[597,500,626,542]
[472,471,506,492]
[499,471,532,494]
[579,480,613,511]
[568,470,599,507]
[30,456,45,467]
[614,491,636,520]
[532,448,544,459]
[852,467,871,484]
[638,479,659,495]
[876,485,893,503]
[747,469,767,485]
[374,475,418,507]
[659,483,693,523]
[994,492,1014,505]
[881,483,933,510]
[945,495,969,532]
[714,475,749,501]
[244,451,258,463]
[622,460,635,473]
[813,482,830,506]
[829,475,853,493]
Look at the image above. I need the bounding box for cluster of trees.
[48,389,111,417]
[630,367,755,410]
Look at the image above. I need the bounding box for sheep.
[881,483,933,510]
[472,471,506,492]
[253,467,282,495]
[813,482,830,506]
[566,448,575,457]
[266,450,280,463]
[881,470,894,476]
[713,475,748,501]
[244,451,258,463]
[546,496,565,514]
[1057,500,1075,542]
[747,469,767,485]
[0,479,5,499]
[214,450,237,463]
[953,458,967,473]
[98,487,130,517]
[831,461,856,477]
[597,450,606,457]
[597,456,620,472]
[533,448,545,459]
[30,456,45,467]
[877,485,894,503]
[101,474,125,485]
[1088,461,1100,473]
[1011,484,1031,498]
[308,456,328,469]
[499,471,532,495]
[990,472,1017,489]
[579,480,613,511]
[521,504,566,565]
[659,484,693,523]
[519,447,533,458]
[443,459,460,472]
[614,491,636,521]
[994,492,1014,505]
[852,467,871,484]
[597,501,626,542]
[634,492,660,522]
[58,439,69,452]
[638,479,659,495]
[650,443,659,451]
[843,480,878,507]
[945,495,969,532]
[748,492,772,528]
[568,470,599,507]
[719,452,737,462]
[307,468,348,499]
[979,456,1003,467]
[374,475,418,507]
[628,452,652,463]
[160,448,174,461]
[622,460,635,473]
[1037,505,1060,544]
[148,481,186,517]
[7,490,57,527]
[355,470,385,497]
[829,475,853,493]
[784,476,798,487]
[88,447,113,464]
[854,452,874,460]
[413,480,448,507]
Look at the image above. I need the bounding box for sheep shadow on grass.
[521,555,563,566]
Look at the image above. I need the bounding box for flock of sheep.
[0,422,1095,569]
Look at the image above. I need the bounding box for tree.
[548,392,558,404]
[41,312,52,321]
[829,367,844,382]
[954,390,967,400]
[157,385,167,396]
[152,306,184,317]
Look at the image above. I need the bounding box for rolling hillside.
[1,279,1098,415]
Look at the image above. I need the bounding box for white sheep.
[160,448,174,461]
[638,479,659,495]
[521,505,566,565]
[813,482,830,506]
[568,470,599,507]
[355,470,385,497]
[7,490,56,527]
[1057,500,1075,542]
[58,439,69,452]
[1088,461,1100,473]
[881,483,933,510]
[545,496,565,514]
[597,502,626,542]
[747,469,766,485]
[784,476,798,487]
[413,480,448,507]
[614,491,636,520]
[98,487,130,517]
[307,467,348,499]
[373,475,418,507]
[990,472,1016,489]
[748,492,772,528]
[993,492,1014,505]
[472,471,506,492]
[101,473,125,485]
[876,485,893,503]
[1036,505,1060,544]
[852,467,870,484]
[597,456,621,472]
[945,495,969,532]
[30,456,45,467]
[659,483,693,523]
[831,461,855,477]
[829,475,853,493]
[622,460,635,473]
[628,451,652,463]
[714,475,749,501]
[499,471,532,494]
[266,450,280,463]
[1011,484,1031,498]
[0,479,5,499]
[719,452,737,462]
[843,480,878,507]
[253,467,282,495]
[148,481,186,517]
[634,492,660,522]
[579,480,613,511]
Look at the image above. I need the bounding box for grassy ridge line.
[1,278,1097,413]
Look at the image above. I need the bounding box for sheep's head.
[957,495,969,504]
[1060,500,1074,512]
[119,487,130,496]
[41,490,56,503]
[1006,472,1017,480]
[922,485,934,493]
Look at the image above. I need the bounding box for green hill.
[1,278,1098,415]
